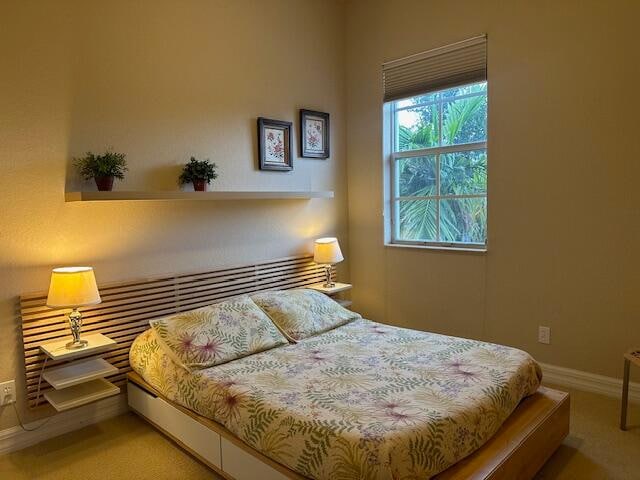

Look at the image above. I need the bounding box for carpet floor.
[1,384,639,479]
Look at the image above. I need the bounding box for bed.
[128,304,567,479]
[19,255,569,480]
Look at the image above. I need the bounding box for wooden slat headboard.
[20,254,333,408]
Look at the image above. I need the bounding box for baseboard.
[540,362,640,403]
[0,393,129,455]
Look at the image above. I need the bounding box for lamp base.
[65,339,89,350]
[66,307,88,350]
[322,264,335,288]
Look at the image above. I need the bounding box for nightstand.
[308,282,352,308]
[39,333,119,412]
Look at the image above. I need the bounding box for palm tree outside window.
[389,81,487,248]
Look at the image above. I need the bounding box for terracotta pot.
[193,179,207,192]
[95,176,114,191]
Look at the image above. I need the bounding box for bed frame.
[20,253,569,478]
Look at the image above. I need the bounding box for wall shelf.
[40,333,117,361]
[65,190,334,202]
[43,357,118,390]
[44,378,120,412]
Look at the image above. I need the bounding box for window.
[388,81,487,248]
[382,35,488,250]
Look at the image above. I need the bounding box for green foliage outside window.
[395,82,487,244]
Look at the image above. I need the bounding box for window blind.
[382,35,487,102]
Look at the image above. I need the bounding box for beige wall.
[0,0,347,429]
[346,0,640,378]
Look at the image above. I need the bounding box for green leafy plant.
[74,150,128,180]
[179,156,218,184]
[397,83,487,243]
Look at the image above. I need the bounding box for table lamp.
[313,237,344,288]
[46,267,101,349]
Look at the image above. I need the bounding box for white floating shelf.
[65,190,334,202]
[39,333,117,361]
[308,282,352,294]
[44,378,120,412]
[43,357,118,390]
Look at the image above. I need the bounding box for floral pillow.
[251,288,361,341]
[149,295,288,371]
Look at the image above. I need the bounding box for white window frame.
[384,84,488,250]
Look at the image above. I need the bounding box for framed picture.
[258,117,293,171]
[300,109,330,159]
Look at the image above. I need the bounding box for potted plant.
[74,150,128,191]
[179,157,218,191]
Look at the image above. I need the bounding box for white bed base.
[127,381,300,480]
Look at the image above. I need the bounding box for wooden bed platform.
[127,372,569,480]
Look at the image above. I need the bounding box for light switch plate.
[0,380,16,406]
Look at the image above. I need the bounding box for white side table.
[39,333,119,411]
[621,349,640,430]
[308,282,352,307]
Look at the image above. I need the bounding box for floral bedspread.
[130,319,541,479]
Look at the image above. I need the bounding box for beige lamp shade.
[313,237,344,265]
[46,267,102,308]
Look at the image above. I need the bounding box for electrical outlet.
[538,326,551,345]
[0,380,16,406]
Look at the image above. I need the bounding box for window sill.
[384,242,487,254]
